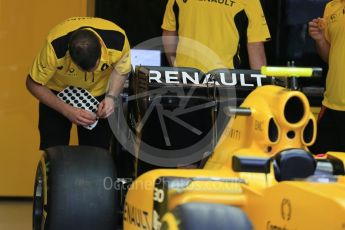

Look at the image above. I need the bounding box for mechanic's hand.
[96,97,115,118]
[64,106,97,126]
[308,18,325,42]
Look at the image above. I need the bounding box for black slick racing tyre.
[33,145,118,230]
[161,202,252,230]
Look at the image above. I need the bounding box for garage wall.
[0,0,92,197]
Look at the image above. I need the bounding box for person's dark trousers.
[38,95,112,150]
[309,106,345,154]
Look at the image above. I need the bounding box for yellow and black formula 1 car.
[33,66,345,230]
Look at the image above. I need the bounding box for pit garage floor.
[0,199,32,230]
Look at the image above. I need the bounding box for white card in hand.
[57,86,99,130]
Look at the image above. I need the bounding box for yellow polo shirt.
[322,0,345,111]
[29,17,131,96]
[162,0,271,72]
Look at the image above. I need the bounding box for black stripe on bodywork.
[173,0,180,31]
[51,27,125,59]
[233,10,249,68]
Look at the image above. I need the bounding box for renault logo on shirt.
[330,13,337,22]
[101,63,109,71]
[198,0,236,7]
[68,68,77,77]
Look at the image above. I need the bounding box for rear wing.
[131,66,323,106]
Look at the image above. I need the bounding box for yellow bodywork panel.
[124,83,345,230]
[205,85,316,170]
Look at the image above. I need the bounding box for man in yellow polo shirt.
[308,0,345,153]
[26,17,131,150]
[161,0,271,72]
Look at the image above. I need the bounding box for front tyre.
[33,146,118,230]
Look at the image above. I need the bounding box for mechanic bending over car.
[308,0,345,154]
[161,0,271,72]
[26,17,131,150]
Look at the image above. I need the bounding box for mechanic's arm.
[162,29,178,67]
[247,42,267,70]
[26,76,96,126]
[308,18,330,63]
[96,69,128,118]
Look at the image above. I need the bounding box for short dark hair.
[68,29,101,71]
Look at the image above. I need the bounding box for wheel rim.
[33,164,44,230]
